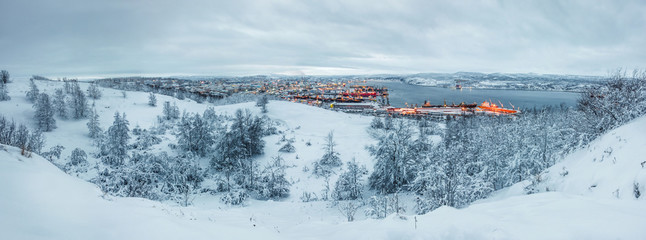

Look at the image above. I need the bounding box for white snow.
[0,145,281,240]
[520,115,646,200]
[1,78,645,239]
[3,143,645,240]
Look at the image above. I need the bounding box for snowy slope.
[0,145,281,240]
[2,144,646,240]
[0,79,376,197]
[523,115,646,200]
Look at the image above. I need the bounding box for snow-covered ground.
[522,113,646,200]
[1,78,645,239]
[0,144,282,240]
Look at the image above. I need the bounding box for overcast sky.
[1,0,644,78]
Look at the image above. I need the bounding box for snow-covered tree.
[26,79,39,102]
[412,144,493,214]
[256,94,268,113]
[148,92,157,107]
[177,113,215,157]
[578,69,646,137]
[69,148,88,166]
[410,117,496,214]
[14,124,29,151]
[70,81,89,119]
[202,107,218,122]
[474,116,513,190]
[333,158,367,201]
[0,116,43,153]
[41,145,64,162]
[131,129,161,150]
[370,117,384,129]
[231,109,265,157]
[278,140,295,153]
[0,117,16,146]
[87,108,102,139]
[167,156,203,206]
[94,152,203,204]
[211,129,247,191]
[383,116,394,130]
[96,152,163,200]
[64,80,72,94]
[53,88,67,119]
[27,129,44,154]
[313,131,342,176]
[211,109,266,191]
[87,82,102,100]
[320,131,341,166]
[102,112,130,166]
[338,201,362,222]
[162,101,180,120]
[221,189,248,205]
[0,82,10,101]
[368,120,416,194]
[0,70,9,84]
[33,93,56,132]
[174,90,185,100]
[365,194,404,219]
[64,147,88,173]
[257,155,291,199]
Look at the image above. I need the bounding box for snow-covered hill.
[0,144,282,240]
[524,115,646,200]
[1,78,645,239]
[2,142,646,240]
[0,78,377,200]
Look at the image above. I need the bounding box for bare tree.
[338,201,362,222]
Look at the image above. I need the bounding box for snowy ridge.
[527,115,646,199]
[380,72,604,92]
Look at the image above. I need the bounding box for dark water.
[370,80,580,110]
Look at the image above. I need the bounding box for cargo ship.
[420,100,477,109]
[385,100,519,116]
[477,101,520,114]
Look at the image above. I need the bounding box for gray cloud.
[1,0,644,77]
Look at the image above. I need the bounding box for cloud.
[0,0,644,78]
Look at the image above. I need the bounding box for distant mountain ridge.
[169,72,604,92]
[368,72,605,92]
